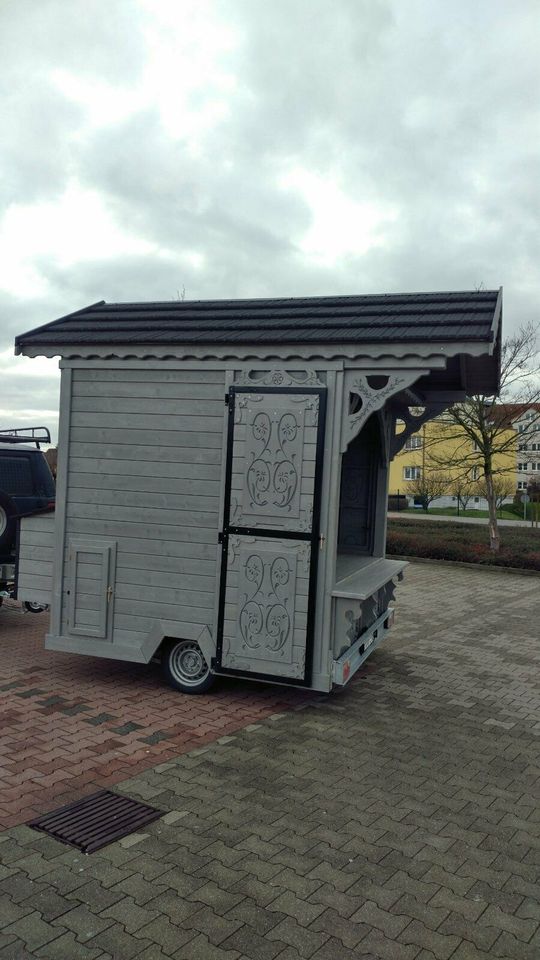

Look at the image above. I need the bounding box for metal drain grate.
[28,790,162,853]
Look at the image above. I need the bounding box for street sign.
[520,494,530,503]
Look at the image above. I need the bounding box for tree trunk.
[484,470,500,552]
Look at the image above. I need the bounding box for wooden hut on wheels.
[14,290,502,693]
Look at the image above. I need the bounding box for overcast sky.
[1,0,539,441]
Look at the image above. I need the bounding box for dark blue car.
[0,428,55,606]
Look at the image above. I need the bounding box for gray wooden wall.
[61,366,226,654]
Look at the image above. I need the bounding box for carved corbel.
[389,402,452,458]
[341,370,424,452]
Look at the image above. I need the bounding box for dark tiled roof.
[15,290,501,350]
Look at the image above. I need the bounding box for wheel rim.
[0,508,7,538]
[169,641,209,687]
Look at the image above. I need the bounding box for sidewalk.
[1,562,539,959]
[388,511,530,527]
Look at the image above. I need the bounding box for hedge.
[387,518,540,571]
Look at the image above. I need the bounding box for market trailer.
[15,290,502,692]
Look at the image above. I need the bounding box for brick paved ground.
[0,603,315,830]
[0,561,539,959]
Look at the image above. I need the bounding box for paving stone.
[467,881,524,914]
[21,889,73,923]
[89,922,153,959]
[6,855,55,882]
[516,899,540,922]
[36,868,89,898]
[391,893,449,930]
[2,912,64,953]
[79,861,134,890]
[223,899,284,936]
[135,948,172,960]
[399,919,461,960]
[0,897,34,929]
[222,925,285,960]
[187,881,244,914]
[429,888,487,922]
[173,933,241,959]
[481,904,538,941]
[0,876,47,905]
[352,927,420,960]
[0,939,32,959]
[270,868,323,899]
[35,930,105,959]
[67,880,124,913]
[183,906,243,946]
[384,871,439,904]
[308,907,368,949]
[437,912,500,952]
[51,904,112,943]
[196,861,247,891]
[235,855,284,882]
[492,931,540,960]
[101,895,159,933]
[450,944,494,960]
[229,876,284,908]
[310,937,364,960]
[351,900,410,939]
[268,891,326,927]
[111,874,169,906]
[307,883,369,918]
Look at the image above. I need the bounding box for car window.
[0,456,34,496]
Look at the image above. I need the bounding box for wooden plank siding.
[61,367,226,653]
[17,512,55,604]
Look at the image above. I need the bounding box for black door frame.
[213,385,327,687]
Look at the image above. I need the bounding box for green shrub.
[386,519,540,571]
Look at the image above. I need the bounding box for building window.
[404,436,422,450]
[403,466,421,480]
[471,466,479,481]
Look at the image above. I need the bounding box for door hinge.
[224,394,230,406]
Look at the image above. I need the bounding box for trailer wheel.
[23,601,49,614]
[161,639,215,694]
[0,492,17,554]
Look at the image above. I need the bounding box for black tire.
[161,638,215,694]
[23,601,49,614]
[0,492,17,554]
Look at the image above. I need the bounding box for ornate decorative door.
[216,387,327,684]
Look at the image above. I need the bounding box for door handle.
[107,586,113,604]
[319,535,326,550]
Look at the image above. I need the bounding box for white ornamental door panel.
[217,387,326,683]
[229,391,320,532]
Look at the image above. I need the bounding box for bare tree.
[450,477,475,513]
[476,474,515,511]
[406,470,450,512]
[427,322,540,551]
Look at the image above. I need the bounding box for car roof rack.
[0,427,51,449]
